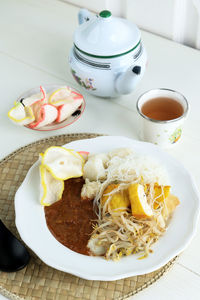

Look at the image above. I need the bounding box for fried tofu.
[162,193,180,219]
[101,184,130,211]
[153,184,171,209]
[165,193,180,213]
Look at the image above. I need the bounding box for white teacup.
[136,88,189,148]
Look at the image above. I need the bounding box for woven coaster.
[0,133,177,300]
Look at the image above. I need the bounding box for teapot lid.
[74,10,141,58]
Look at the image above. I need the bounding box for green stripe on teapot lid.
[99,10,112,18]
[74,41,141,59]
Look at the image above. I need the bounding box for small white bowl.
[16,84,86,131]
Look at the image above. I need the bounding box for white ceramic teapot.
[69,9,147,98]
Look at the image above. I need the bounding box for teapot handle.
[78,9,91,25]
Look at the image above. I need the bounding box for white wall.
[63,0,126,16]
[126,0,175,40]
[61,0,200,49]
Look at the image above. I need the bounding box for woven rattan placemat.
[0,133,177,300]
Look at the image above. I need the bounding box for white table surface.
[0,0,200,299]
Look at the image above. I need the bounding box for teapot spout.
[115,65,142,95]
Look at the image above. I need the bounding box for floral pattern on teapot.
[71,69,96,91]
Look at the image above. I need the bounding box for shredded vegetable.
[84,149,179,261]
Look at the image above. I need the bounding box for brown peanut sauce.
[44,177,96,255]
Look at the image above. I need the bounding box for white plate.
[15,136,200,281]
[16,84,86,131]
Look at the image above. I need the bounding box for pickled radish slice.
[22,86,46,106]
[56,98,83,123]
[28,104,58,129]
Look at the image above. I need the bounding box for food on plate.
[81,178,101,201]
[41,146,84,180]
[56,97,83,123]
[83,153,108,181]
[22,87,58,129]
[7,102,35,126]
[8,86,84,129]
[39,146,84,205]
[45,177,96,255]
[101,184,130,212]
[128,183,153,218]
[78,151,89,161]
[48,87,72,105]
[29,104,58,129]
[85,149,179,260]
[40,146,180,260]
[163,193,180,216]
[40,164,64,206]
[8,86,46,127]
[153,184,171,209]
[22,85,46,106]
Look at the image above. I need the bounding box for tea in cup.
[136,88,189,148]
